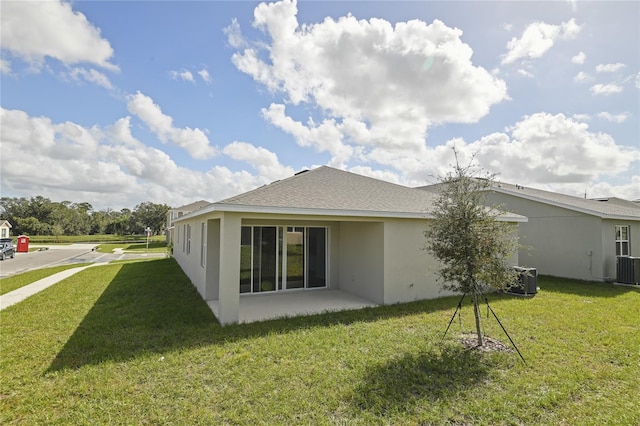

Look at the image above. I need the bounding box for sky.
[1,0,639,211]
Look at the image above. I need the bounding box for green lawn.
[96,241,167,253]
[0,263,91,295]
[1,260,638,425]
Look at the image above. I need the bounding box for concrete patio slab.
[207,289,379,324]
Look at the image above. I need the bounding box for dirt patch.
[458,333,513,353]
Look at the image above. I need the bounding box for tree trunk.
[472,291,484,347]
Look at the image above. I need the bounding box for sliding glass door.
[286,227,305,289]
[240,225,327,293]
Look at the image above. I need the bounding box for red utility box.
[17,235,29,253]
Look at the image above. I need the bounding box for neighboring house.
[421,182,640,282]
[0,220,12,239]
[173,166,524,325]
[165,201,210,244]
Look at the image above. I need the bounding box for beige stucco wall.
[338,221,385,304]
[173,215,211,298]
[174,210,521,324]
[486,192,606,281]
[383,219,452,304]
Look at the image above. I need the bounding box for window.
[182,225,186,252]
[200,222,206,267]
[239,225,327,294]
[186,224,192,255]
[615,225,630,256]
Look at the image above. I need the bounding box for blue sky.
[1,0,639,210]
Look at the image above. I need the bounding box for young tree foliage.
[426,156,519,346]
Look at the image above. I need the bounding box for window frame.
[615,225,630,256]
[200,222,206,267]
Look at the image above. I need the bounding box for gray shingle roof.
[216,166,439,217]
[488,182,639,220]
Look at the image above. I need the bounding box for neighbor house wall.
[338,221,385,304]
[601,219,640,281]
[487,192,603,281]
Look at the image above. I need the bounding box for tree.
[131,202,170,235]
[425,154,519,347]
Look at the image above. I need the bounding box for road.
[0,244,167,278]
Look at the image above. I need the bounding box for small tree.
[426,154,518,346]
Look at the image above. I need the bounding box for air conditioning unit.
[616,256,640,285]
[510,267,538,296]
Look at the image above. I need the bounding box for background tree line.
[0,196,170,237]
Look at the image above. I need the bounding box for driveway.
[0,244,167,278]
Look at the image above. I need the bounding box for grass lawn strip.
[1,261,638,425]
[0,263,91,295]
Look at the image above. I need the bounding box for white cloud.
[126,92,218,159]
[0,108,287,210]
[223,141,294,181]
[232,0,507,165]
[198,69,211,84]
[596,112,629,123]
[402,113,640,191]
[571,113,591,121]
[261,103,354,167]
[584,176,640,200]
[573,71,592,83]
[590,83,623,95]
[0,0,117,72]
[0,58,11,74]
[224,18,247,49]
[596,63,625,73]
[501,18,581,64]
[67,67,113,89]
[517,69,534,78]
[571,51,586,64]
[169,69,195,83]
[636,72,640,89]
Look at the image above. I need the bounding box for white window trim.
[200,222,206,267]
[615,225,630,256]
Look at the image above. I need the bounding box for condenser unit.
[616,256,640,285]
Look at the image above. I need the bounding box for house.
[421,182,640,283]
[173,167,524,325]
[0,220,12,239]
[165,200,210,244]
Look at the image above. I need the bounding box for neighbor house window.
[182,225,186,252]
[200,222,206,267]
[615,225,630,256]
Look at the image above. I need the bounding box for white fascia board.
[212,204,436,219]
[492,188,617,220]
[174,202,527,222]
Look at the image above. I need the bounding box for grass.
[1,261,638,425]
[25,234,165,244]
[96,241,167,253]
[0,263,91,295]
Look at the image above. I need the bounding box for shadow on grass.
[351,345,491,417]
[536,275,639,298]
[47,258,462,372]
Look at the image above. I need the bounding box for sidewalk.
[0,263,107,310]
